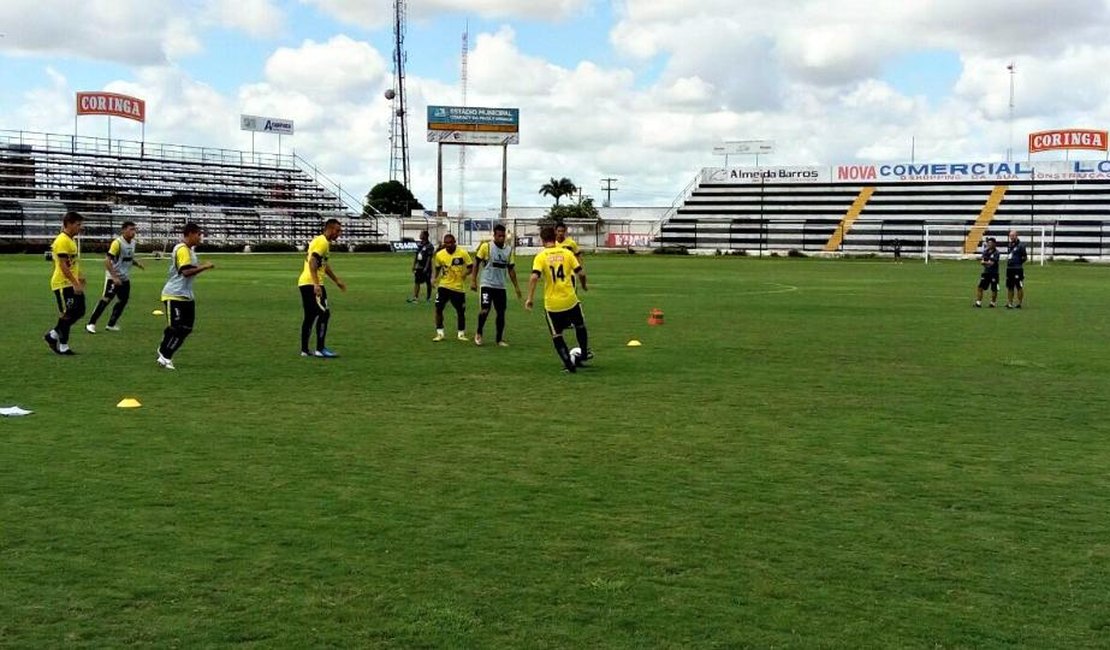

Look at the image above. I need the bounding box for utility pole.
[601,177,618,208]
[1006,61,1016,163]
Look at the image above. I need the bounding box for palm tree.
[539,177,578,205]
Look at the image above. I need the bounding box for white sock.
[48,330,58,340]
[436,328,444,335]
[58,343,70,352]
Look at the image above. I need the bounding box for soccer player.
[555,221,585,286]
[432,233,473,342]
[892,238,903,263]
[470,224,523,346]
[298,219,347,358]
[408,230,435,303]
[525,226,591,373]
[44,211,86,355]
[86,221,144,333]
[157,223,215,370]
[974,237,1000,308]
[1005,230,1028,309]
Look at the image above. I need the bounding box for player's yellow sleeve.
[175,245,192,269]
[108,239,121,257]
[461,249,474,266]
[531,250,545,274]
[476,241,489,262]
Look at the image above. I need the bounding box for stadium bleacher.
[0,130,381,250]
[660,164,1110,259]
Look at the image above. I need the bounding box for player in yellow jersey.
[43,211,86,355]
[432,233,473,341]
[525,226,591,373]
[555,221,585,287]
[298,219,347,358]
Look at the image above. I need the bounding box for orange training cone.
[648,308,665,326]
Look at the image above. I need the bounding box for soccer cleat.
[105,325,121,332]
[989,302,997,308]
[974,301,981,308]
[1015,304,1022,309]
[300,351,311,357]
[584,349,595,361]
[315,348,339,358]
[59,348,76,356]
[456,333,469,342]
[474,334,483,346]
[432,332,445,342]
[44,331,59,353]
[497,341,510,347]
[1005,303,1014,309]
[562,365,577,374]
[85,323,97,333]
[157,354,175,370]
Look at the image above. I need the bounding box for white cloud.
[303,0,591,28]
[0,0,286,64]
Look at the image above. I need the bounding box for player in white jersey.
[86,221,144,333]
[470,224,522,346]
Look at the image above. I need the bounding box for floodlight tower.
[458,24,469,223]
[387,0,411,188]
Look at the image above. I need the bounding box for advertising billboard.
[427,105,519,145]
[76,92,146,123]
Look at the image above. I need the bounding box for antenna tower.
[458,24,469,221]
[388,0,410,188]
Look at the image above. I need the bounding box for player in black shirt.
[1005,230,1028,309]
[974,237,1000,308]
[408,230,436,304]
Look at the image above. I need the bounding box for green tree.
[539,177,578,206]
[547,196,600,223]
[365,180,423,217]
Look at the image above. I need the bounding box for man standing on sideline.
[974,237,1000,308]
[892,238,903,263]
[408,230,435,303]
[525,226,591,373]
[1006,230,1028,309]
[157,223,215,370]
[44,211,86,355]
[298,218,347,358]
[86,221,143,333]
[432,233,472,342]
[470,224,522,346]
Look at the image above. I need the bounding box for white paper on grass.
[0,406,33,417]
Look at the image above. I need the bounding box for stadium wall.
[661,161,1110,260]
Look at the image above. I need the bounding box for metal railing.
[0,129,295,169]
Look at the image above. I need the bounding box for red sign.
[607,233,654,247]
[76,92,146,123]
[1028,129,1107,153]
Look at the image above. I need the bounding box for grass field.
[3,251,1110,647]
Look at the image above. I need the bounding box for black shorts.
[436,287,466,310]
[101,278,131,302]
[978,274,999,291]
[480,287,507,312]
[545,304,585,336]
[299,284,329,315]
[1006,268,1025,290]
[414,269,431,283]
[165,299,196,330]
[53,286,86,317]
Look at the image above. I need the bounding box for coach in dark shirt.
[1006,230,1028,309]
[975,237,1000,308]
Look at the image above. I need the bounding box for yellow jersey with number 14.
[532,246,580,312]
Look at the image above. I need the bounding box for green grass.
[3,252,1110,647]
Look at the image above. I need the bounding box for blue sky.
[2,0,1108,207]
